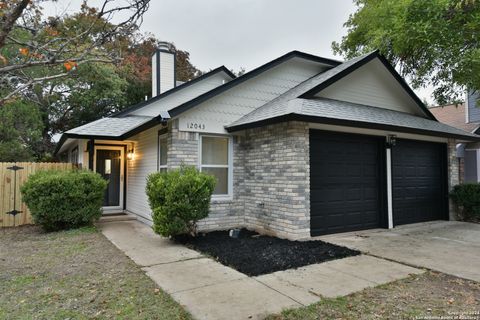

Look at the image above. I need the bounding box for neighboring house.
[55,45,479,239]
[430,93,480,183]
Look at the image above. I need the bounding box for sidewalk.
[99,220,422,320]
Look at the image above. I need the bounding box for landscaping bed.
[174,229,360,276]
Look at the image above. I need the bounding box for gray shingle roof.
[226,51,478,140]
[227,98,480,140]
[227,52,376,128]
[66,115,153,137]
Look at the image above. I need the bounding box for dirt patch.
[174,229,359,276]
[0,225,191,319]
[267,271,480,320]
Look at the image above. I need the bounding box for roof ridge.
[113,65,235,117]
[166,51,341,118]
[227,52,376,128]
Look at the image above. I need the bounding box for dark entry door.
[310,130,385,236]
[391,139,448,226]
[96,149,121,207]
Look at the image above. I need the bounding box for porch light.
[386,134,397,148]
[127,147,135,160]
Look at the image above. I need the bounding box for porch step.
[98,213,137,223]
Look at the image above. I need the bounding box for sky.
[44,0,434,103]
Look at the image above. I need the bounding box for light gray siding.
[464,149,478,182]
[178,59,329,133]
[467,91,480,123]
[315,59,426,117]
[126,125,161,222]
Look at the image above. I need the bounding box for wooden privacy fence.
[0,162,74,227]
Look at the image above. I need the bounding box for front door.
[94,147,124,212]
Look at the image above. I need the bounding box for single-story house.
[430,94,480,183]
[55,45,480,239]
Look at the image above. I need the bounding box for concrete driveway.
[319,221,480,282]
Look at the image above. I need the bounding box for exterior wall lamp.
[127,145,135,161]
[386,134,397,148]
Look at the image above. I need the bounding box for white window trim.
[158,133,168,171]
[199,134,233,201]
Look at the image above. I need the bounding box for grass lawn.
[267,271,480,320]
[0,225,191,320]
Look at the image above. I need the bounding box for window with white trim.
[158,134,168,172]
[200,135,231,196]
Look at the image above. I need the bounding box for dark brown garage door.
[310,130,386,236]
[392,139,448,226]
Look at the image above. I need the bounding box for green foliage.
[21,170,107,231]
[0,100,43,161]
[146,166,216,237]
[450,183,480,220]
[332,0,480,104]
[1,2,202,159]
[50,63,128,134]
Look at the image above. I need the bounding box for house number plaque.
[186,122,206,130]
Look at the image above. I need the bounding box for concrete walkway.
[319,221,480,282]
[100,220,422,320]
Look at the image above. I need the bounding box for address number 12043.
[186,122,206,130]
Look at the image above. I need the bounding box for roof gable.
[176,56,334,133]
[167,51,341,118]
[311,58,428,117]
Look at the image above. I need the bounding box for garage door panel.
[310,130,385,236]
[392,139,447,226]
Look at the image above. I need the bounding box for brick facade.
[160,121,459,239]
[447,139,460,220]
[242,122,310,239]
[166,119,245,231]
[164,120,310,239]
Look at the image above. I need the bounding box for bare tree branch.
[0,57,113,73]
[0,0,30,48]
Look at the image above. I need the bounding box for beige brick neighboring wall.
[447,139,459,220]
[242,121,310,239]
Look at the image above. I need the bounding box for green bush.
[21,170,107,231]
[450,183,480,220]
[146,166,216,237]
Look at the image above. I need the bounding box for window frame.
[199,134,233,200]
[157,133,168,172]
[70,146,79,165]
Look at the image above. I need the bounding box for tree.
[0,0,150,104]
[332,0,480,104]
[0,99,43,161]
[0,1,202,159]
[118,36,202,107]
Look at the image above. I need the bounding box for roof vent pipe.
[151,41,176,97]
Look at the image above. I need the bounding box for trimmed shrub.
[450,183,480,221]
[146,166,216,237]
[21,169,107,231]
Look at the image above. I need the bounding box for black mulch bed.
[174,229,360,276]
